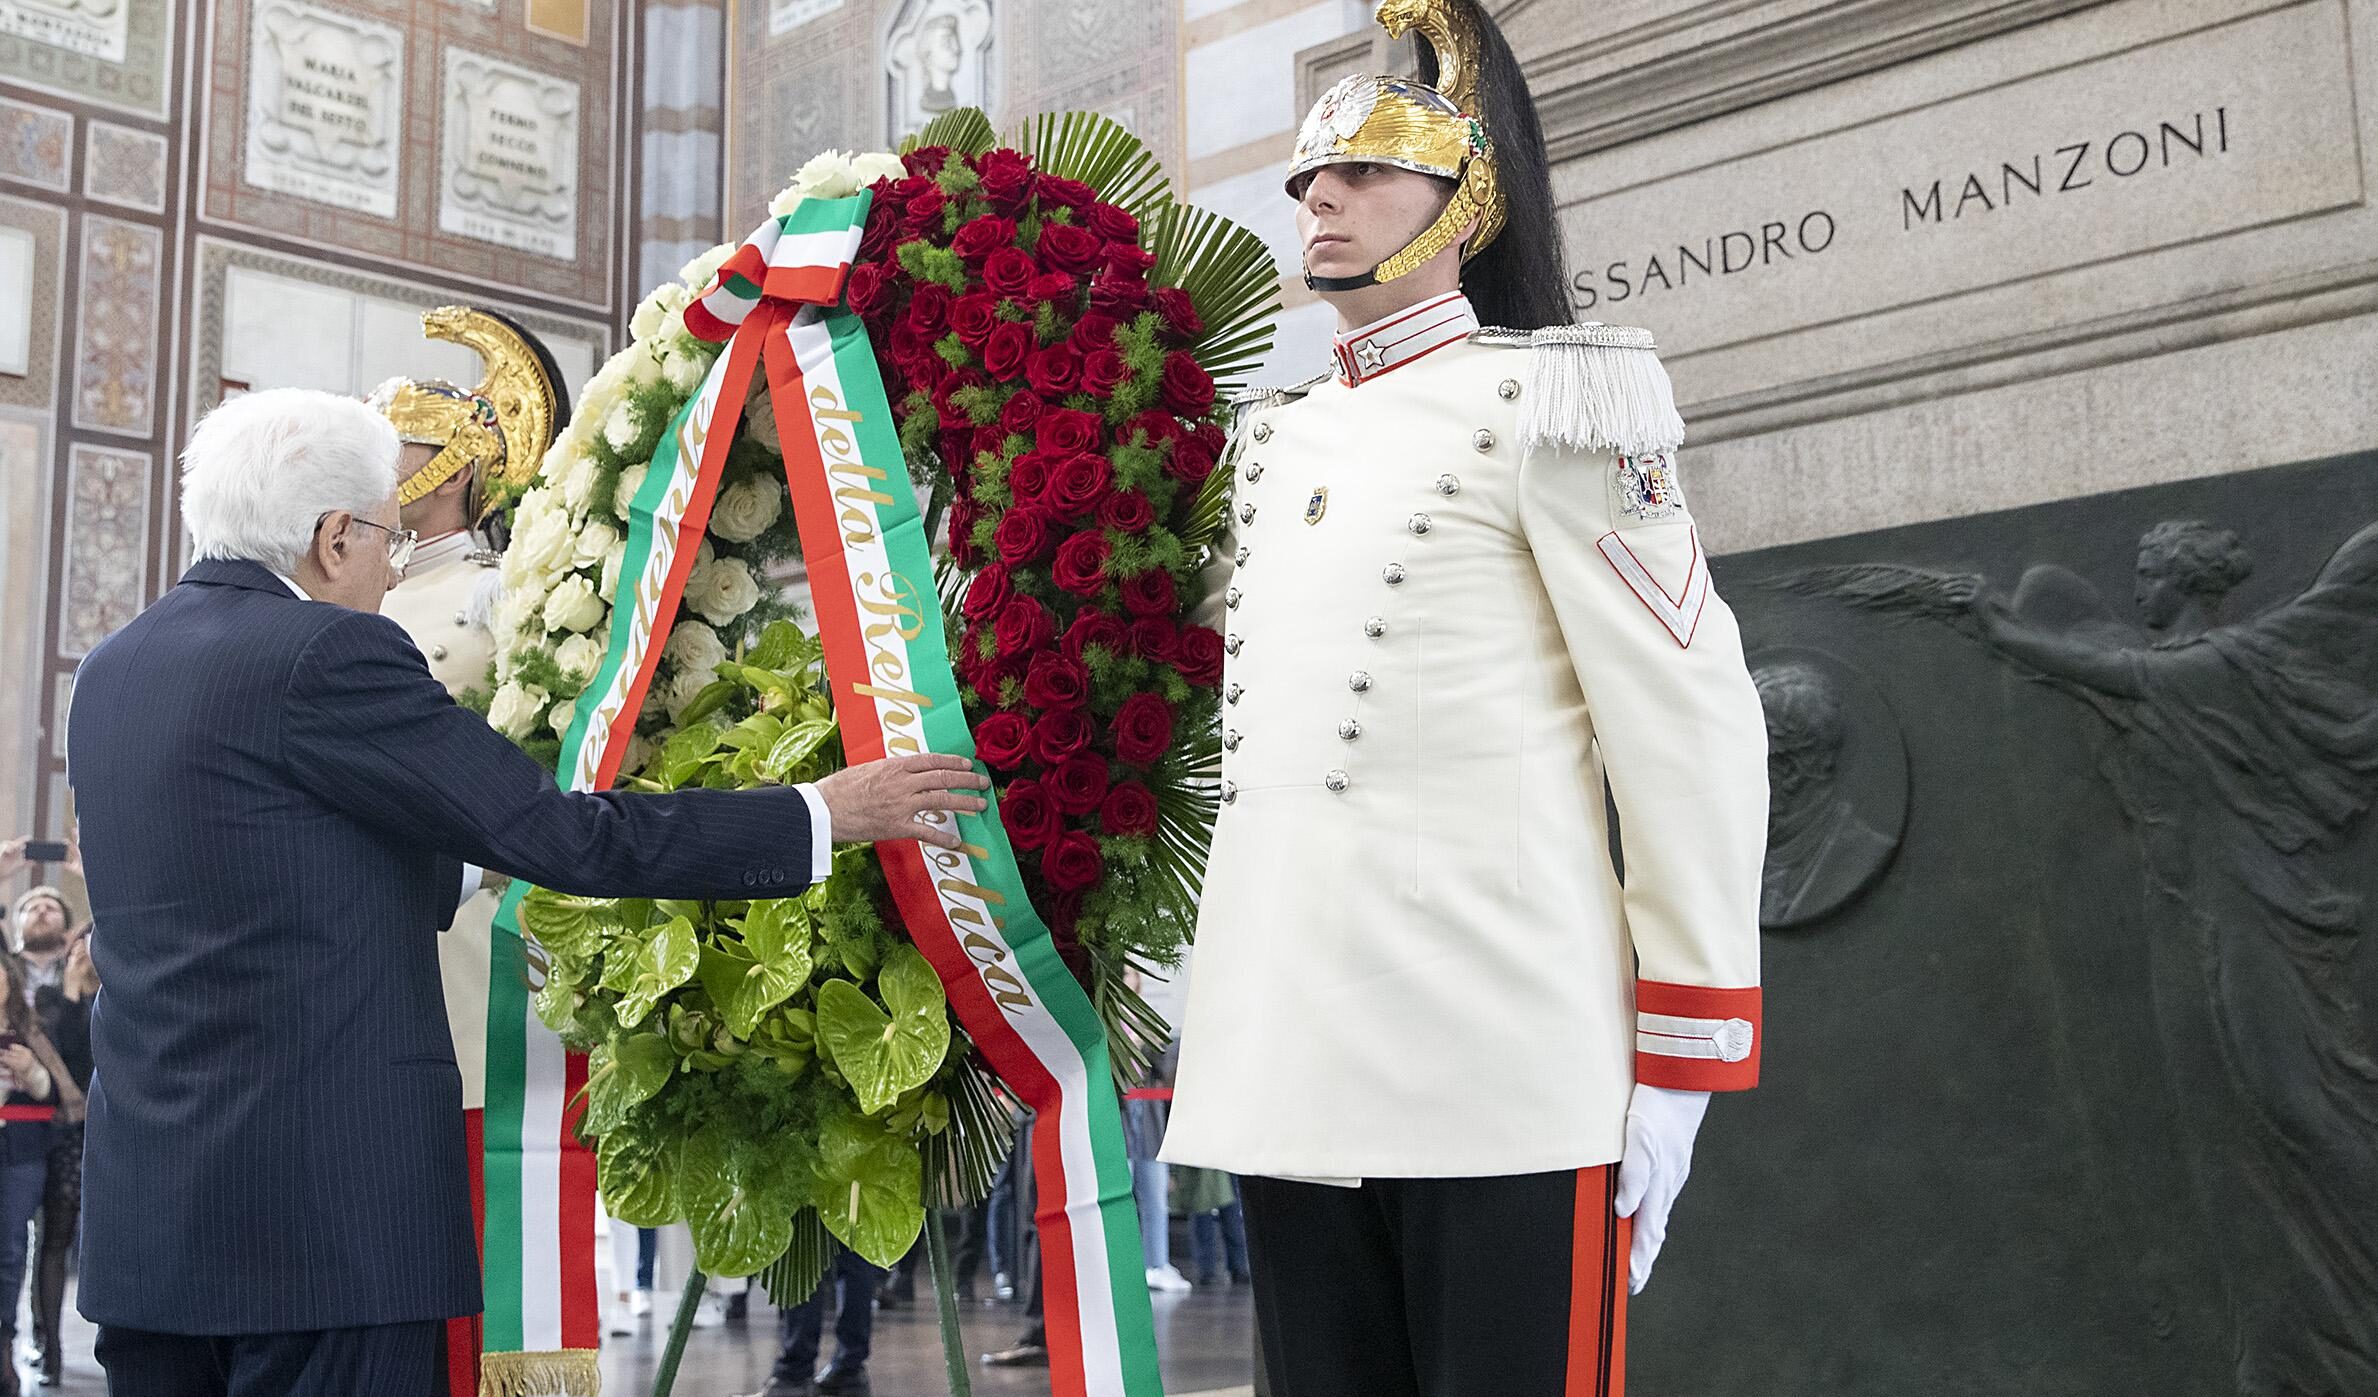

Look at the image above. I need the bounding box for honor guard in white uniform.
[1160,6,1769,1394]
[368,306,567,1113]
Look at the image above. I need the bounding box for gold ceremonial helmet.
[368,306,561,523]
[1286,0,1506,288]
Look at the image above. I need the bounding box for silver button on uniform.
[1226,683,1244,705]
[1324,770,1349,793]
[1221,780,1238,804]
[1408,513,1432,536]
[1337,719,1362,741]
[1473,429,1496,453]
[1253,422,1273,443]
[1225,634,1242,656]
[1244,463,1264,483]
[1363,616,1387,638]
[430,644,449,661]
[1436,474,1461,496]
[1382,563,1406,585]
[1223,730,1242,752]
[1235,546,1251,566]
[1348,671,1371,693]
[1498,378,1522,401]
[1226,587,1242,610]
[1239,502,1258,525]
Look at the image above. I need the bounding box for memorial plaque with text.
[0,0,128,63]
[770,0,844,36]
[438,50,579,261]
[1562,4,2361,355]
[242,0,403,218]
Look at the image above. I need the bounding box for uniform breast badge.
[1612,452,1685,525]
[1305,487,1330,525]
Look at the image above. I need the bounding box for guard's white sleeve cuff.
[793,782,833,884]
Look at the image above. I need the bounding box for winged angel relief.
[1777,519,2378,1397]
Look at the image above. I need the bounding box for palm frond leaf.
[1087,941,1177,1095]
[1175,454,1235,559]
[923,1054,1017,1209]
[1010,112,1173,225]
[907,107,1001,159]
[1147,201,1283,394]
[758,1209,834,1306]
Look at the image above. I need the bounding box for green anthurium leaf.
[533,970,583,1033]
[517,888,620,961]
[721,711,787,754]
[717,900,814,1039]
[661,721,728,788]
[814,948,950,1116]
[655,899,705,924]
[762,719,837,783]
[674,678,741,730]
[745,619,804,672]
[811,1113,924,1267]
[679,1123,804,1278]
[582,1032,676,1137]
[615,915,699,1028]
[695,943,754,1014]
[599,946,639,996]
[596,1127,681,1228]
[728,662,797,704]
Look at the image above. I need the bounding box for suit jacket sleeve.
[280,609,816,902]
[1517,431,1769,1092]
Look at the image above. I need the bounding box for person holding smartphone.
[0,950,75,1397]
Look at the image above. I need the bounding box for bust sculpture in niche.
[1755,661,1897,930]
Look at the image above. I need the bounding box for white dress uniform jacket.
[1163,294,1769,1180]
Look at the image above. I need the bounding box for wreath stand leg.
[649,1267,708,1397]
[927,1210,975,1396]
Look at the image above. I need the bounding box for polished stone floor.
[600,1280,1257,1397]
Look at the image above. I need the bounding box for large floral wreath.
[480,113,1275,1296]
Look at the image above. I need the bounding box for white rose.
[559,454,598,512]
[493,586,545,644]
[555,632,606,681]
[505,495,576,586]
[662,347,708,394]
[664,620,728,678]
[543,574,608,634]
[629,291,668,343]
[708,476,784,544]
[573,519,619,571]
[629,345,665,386]
[850,152,905,187]
[686,555,763,626]
[613,465,649,521]
[677,245,734,292]
[488,681,549,741]
[745,385,782,456]
[546,696,578,738]
[599,538,628,597]
[664,666,715,722]
[602,399,644,453]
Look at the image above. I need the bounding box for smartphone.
[19,840,67,863]
[0,1034,22,1052]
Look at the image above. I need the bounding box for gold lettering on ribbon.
[921,844,1039,1016]
[807,386,891,547]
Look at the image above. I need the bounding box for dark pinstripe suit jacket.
[67,557,814,1335]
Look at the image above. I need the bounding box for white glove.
[1612,1083,1709,1295]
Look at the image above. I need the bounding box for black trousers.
[1241,1166,1629,1397]
[94,1320,446,1397]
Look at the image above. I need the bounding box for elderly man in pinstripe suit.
[64,388,989,1397]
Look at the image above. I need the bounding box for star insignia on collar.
[1353,339,1387,373]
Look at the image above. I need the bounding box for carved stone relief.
[242,0,402,217]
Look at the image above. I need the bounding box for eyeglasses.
[318,514,419,572]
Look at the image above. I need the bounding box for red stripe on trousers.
[448,1108,486,1397]
[1565,1166,1629,1397]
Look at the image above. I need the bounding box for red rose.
[1091,271,1151,317]
[974,711,1032,771]
[903,186,948,234]
[1038,175,1096,211]
[1041,829,1105,891]
[946,501,983,566]
[1123,411,1179,449]
[999,390,1045,434]
[1026,342,1083,397]
[858,212,900,261]
[995,508,1052,566]
[903,146,952,177]
[1127,616,1178,663]
[994,596,1056,657]
[1082,348,1129,398]
[1159,352,1215,415]
[1031,707,1093,764]
[1111,693,1174,765]
[1167,423,1222,484]
[960,564,1012,623]
[1071,313,1122,349]
[1052,528,1113,595]
[984,247,1036,298]
[970,425,1009,467]
[1037,222,1103,274]
[1007,450,1055,506]
[1152,287,1204,339]
[1046,756,1110,817]
[889,173,936,202]
[907,282,955,335]
[1174,625,1225,687]
[1099,780,1159,836]
[1027,272,1079,308]
[934,370,986,431]
[1023,652,1090,711]
[1000,778,1062,851]
[845,262,890,319]
[1121,568,1176,618]
[951,214,1017,263]
[950,292,1000,349]
[1086,203,1140,243]
[1096,489,1155,533]
[1049,453,1113,521]
[976,148,1033,212]
[1062,609,1128,664]
[1042,891,1085,947]
[1104,243,1157,278]
[983,322,1033,382]
[1040,408,1103,456]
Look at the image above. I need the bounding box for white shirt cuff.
[793,782,833,884]
[457,863,483,910]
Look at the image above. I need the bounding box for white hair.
[182,388,400,575]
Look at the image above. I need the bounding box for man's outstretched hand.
[815,753,993,851]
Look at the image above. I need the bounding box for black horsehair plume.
[1416,1,1572,331]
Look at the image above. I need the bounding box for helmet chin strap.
[1303,264,1380,293]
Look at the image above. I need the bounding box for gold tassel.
[479,1348,602,1397]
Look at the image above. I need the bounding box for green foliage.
[1148,200,1284,393]
[1009,111,1172,226]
